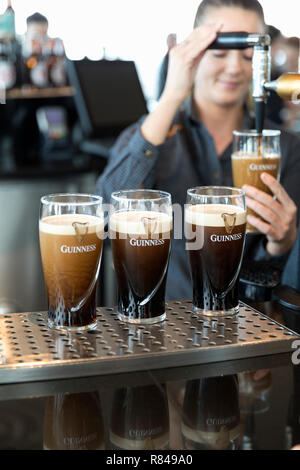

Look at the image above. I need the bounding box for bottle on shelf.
[5,0,14,14]
[0,38,16,90]
[0,0,22,91]
[3,0,15,41]
[22,37,49,88]
[48,38,67,87]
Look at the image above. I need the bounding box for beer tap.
[208,32,300,133]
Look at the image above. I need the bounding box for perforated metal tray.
[0,300,298,384]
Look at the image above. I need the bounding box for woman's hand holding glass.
[243,173,298,256]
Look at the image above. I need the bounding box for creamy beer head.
[109,210,172,237]
[39,213,104,236]
[185,204,246,228]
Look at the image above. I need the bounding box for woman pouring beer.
[97,0,300,300]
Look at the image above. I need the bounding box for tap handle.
[207,32,250,50]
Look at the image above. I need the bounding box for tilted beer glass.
[231,130,281,233]
[110,190,172,324]
[39,194,104,330]
[185,187,246,316]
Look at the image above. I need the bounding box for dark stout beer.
[110,210,172,323]
[39,213,104,330]
[185,204,246,315]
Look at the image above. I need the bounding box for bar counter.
[0,300,299,450]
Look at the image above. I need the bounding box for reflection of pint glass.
[110,190,172,324]
[39,194,104,331]
[182,376,240,450]
[185,187,246,316]
[43,392,105,450]
[231,130,281,233]
[110,385,170,450]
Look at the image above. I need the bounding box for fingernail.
[261,172,270,181]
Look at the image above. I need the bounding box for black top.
[282,230,300,292]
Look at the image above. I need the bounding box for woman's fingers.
[247,212,281,239]
[164,23,222,103]
[243,173,298,255]
[182,23,223,62]
[260,172,296,209]
[243,173,297,229]
[246,196,282,230]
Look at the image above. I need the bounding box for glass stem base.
[117,311,166,324]
[48,319,98,331]
[193,304,239,317]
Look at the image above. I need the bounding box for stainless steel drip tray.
[0,301,298,384]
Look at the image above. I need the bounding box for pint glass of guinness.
[185,187,246,316]
[39,194,104,330]
[110,190,172,324]
[231,130,281,233]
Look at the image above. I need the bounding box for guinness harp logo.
[142,216,158,236]
[72,221,88,243]
[221,213,237,234]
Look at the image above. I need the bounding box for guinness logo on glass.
[221,213,236,234]
[249,163,277,171]
[72,221,88,243]
[210,233,243,242]
[129,238,165,247]
[60,244,97,253]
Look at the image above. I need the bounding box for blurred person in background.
[266,27,300,130]
[11,12,69,166]
[265,24,285,125]
[97,0,300,300]
[25,12,49,43]
[282,226,300,292]
[281,36,299,74]
[9,14,49,167]
[278,37,300,133]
